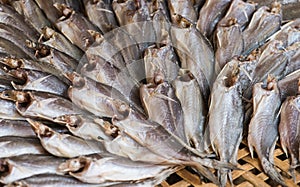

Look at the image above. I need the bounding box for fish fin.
[218,168,234,187]
[247,135,254,159]
[268,136,278,164]
[192,162,220,185]
[261,157,285,186]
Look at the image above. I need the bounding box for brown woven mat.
[158,141,300,187]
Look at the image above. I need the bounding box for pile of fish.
[0,0,299,186]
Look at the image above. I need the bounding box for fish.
[0,136,47,158]
[0,119,35,137]
[0,154,66,184]
[68,73,137,119]
[248,77,285,185]
[144,45,179,84]
[58,156,179,184]
[279,94,300,181]
[278,70,300,100]
[242,2,282,55]
[28,119,105,158]
[83,0,118,33]
[8,68,69,97]
[196,0,232,38]
[54,3,99,51]
[0,90,86,122]
[168,0,197,27]
[54,114,112,141]
[5,0,51,33]
[140,80,186,143]
[172,69,207,151]
[0,98,24,120]
[218,0,256,30]
[284,42,300,75]
[207,63,244,186]
[4,174,112,187]
[214,18,244,69]
[0,57,47,72]
[0,3,39,41]
[40,26,84,61]
[170,26,216,102]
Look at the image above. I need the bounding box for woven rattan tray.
[158,140,300,187]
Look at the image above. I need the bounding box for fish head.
[27,119,54,138]
[58,157,88,173]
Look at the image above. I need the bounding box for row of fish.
[0,0,299,186]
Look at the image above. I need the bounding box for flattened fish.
[208,64,244,186]
[0,119,35,137]
[248,77,285,185]
[0,155,65,184]
[172,69,207,151]
[279,94,300,180]
[28,119,105,158]
[278,70,300,100]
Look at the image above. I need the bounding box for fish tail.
[261,157,286,186]
[190,162,219,185]
[218,168,233,187]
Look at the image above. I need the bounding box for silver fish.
[172,69,207,151]
[0,119,35,137]
[279,94,300,181]
[8,68,68,97]
[0,57,45,72]
[0,136,47,158]
[196,0,232,38]
[168,0,197,27]
[0,90,85,121]
[218,0,256,30]
[6,0,51,33]
[140,81,186,143]
[28,119,105,158]
[0,98,24,120]
[278,70,300,100]
[214,18,244,69]
[68,73,134,119]
[144,45,179,84]
[4,174,111,187]
[59,156,178,184]
[242,2,282,55]
[248,77,285,185]
[171,26,216,102]
[284,42,300,75]
[0,155,66,184]
[208,64,244,186]
[54,3,99,51]
[54,114,112,141]
[84,0,118,33]
[40,27,84,61]
[0,3,39,41]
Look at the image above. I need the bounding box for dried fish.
[59,156,178,184]
[242,2,282,55]
[208,64,244,186]
[54,3,99,51]
[0,98,24,120]
[140,81,186,143]
[279,94,300,180]
[8,68,68,97]
[171,26,216,101]
[4,174,111,187]
[6,0,51,33]
[0,3,39,41]
[68,73,136,119]
[0,57,44,72]
[196,0,231,38]
[0,119,35,137]
[172,69,207,151]
[40,27,84,61]
[248,77,285,185]
[284,42,300,75]
[218,0,256,30]
[0,136,47,158]
[144,45,179,84]
[214,18,244,69]
[168,0,197,27]
[0,90,85,121]
[84,0,118,33]
[54,114,112,141]
[279,70,300,100]
[0,155,65,184]
[28,119,105,158]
